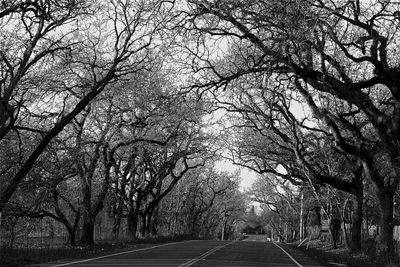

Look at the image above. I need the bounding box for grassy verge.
[0,235,196,267]
[286,239,389,267]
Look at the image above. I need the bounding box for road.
[36,240,326,267]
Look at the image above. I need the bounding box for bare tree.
[0,0,173,213]
[214,75,364,250]
[3,140,81,246]
[180,0,400,260]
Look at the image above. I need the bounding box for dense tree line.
[157,165,246,240]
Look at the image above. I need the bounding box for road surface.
[35,240,326,267]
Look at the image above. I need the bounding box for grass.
[286,239,397,267]
[0,235,196,267]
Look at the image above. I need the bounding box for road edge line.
[179,241,236,267]
[47,240,198,267]
[273,242,303,267]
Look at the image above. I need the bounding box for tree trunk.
[149,210,158,236]
[112,200,123,237]
[377,189,395,263]
[144,208,156,236]
[62,222,78,247]
[127,209,139,240]
[67,228,77,247]
[80,217,95,245]
[150,219,157,236]
[79,178,95,245]
[112,214,121,238]
[349,192,363,252]
[141,214,147,237]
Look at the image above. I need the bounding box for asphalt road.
[36,240,326,267]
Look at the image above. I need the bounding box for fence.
[0,217,70,248]
[0,211,130,248]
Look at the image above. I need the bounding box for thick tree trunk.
[377,189,395,263]
[149,210,158,236]
[349,192,363,252]
[143,208,156,236]
[79,178,95,245]
[127,210,139,239]
[80,217,95,245]
[150,220,157,235]
[67,228,77,247]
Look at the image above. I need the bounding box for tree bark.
[349,191,363,252]
[67,227,77,247]
[80,217,95,245]
[377,189,395,263]
[140,214,147,237]
[142,207,156,236]
[127,209,139,240]
[112,194,124,237]
[79,172,95,245]
[149,209,158,236]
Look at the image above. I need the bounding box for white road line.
[179,241,236,267]
[273,242,303,267]
[47,240,198,267]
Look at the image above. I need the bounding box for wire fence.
[0,212,131,249]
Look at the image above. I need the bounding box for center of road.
[178,240,237,267]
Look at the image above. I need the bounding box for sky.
[214,159,259,191]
